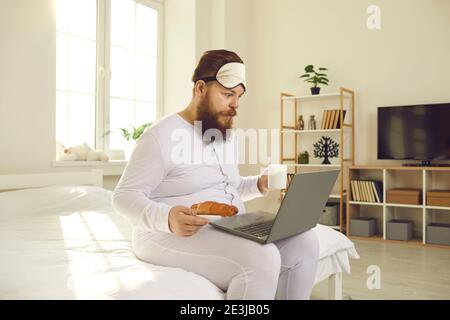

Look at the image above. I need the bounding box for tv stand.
[348,165,450,247]
[403,161,450,167]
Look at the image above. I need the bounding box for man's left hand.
[257,170,269,194]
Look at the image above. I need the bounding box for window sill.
[52,160,127,176]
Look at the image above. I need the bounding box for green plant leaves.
[120,128,132,141]
[299,65,329,87]
[304,65,314,72]
[120,122,152,141]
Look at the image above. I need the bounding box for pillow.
[0,185,132,237]
[0,185,113,217]
[312,224,360,259]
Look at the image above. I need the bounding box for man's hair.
[192,49,244,84]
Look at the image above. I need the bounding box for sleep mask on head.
[195,62,246,92]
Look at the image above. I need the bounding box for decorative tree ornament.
[313,136,339,164]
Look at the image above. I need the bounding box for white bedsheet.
[0,185,358,299]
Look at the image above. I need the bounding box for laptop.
[210,170,340,244]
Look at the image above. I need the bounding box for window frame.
[71,0,164,155]
[55,0,99,149]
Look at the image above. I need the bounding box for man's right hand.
[168,205,209,237]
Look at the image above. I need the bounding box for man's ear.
[193,80,207,97]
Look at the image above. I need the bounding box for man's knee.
[244,244,281,277]
[301,229,320,260]
[263,244,282,268]
[280,230,320,268]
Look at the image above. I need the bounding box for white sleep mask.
[195,62,246,91]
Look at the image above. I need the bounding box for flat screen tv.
[378,103,450,162]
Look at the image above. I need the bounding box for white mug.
[268,164,288,190]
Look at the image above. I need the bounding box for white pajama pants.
[132,224,320,300]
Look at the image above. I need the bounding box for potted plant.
[120,123,152,142]
[299,65,329,95]
[103,123,152,160]
[298,151,310,164]
[120,123,152,159]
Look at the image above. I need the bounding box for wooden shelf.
[385,203,423,209]
[347,166,450,248]
[281,129,341,134]
[348,202,450,210]
[426,206,450,211]
[281,93,351,101]
[280,87,355,233]
[349,201,383,206]
[279,190,342,200]
[286,164,341,168]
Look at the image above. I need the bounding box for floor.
[311,239,450,300]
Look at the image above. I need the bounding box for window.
[56,0,97,148]
[55,0,163,159]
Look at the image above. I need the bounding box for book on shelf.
[332,110,339,129]
[367,181,377,202]
[358,180,370,202]
[328,110,334,129]
[352,180,360,201]
[321,110,327,129]
[327,110,334,129]
[361,180,369,202]
[351,180,358,201]
[320,109,348,130]
[365,181,374,202]
[355,180,362,201]
[365,181,372,202]
[351,179,383,203]
[354,180,362,201]
[336,110,347,129]
[350,180,357,201]
[323,110,331,129]
[371,181,380,203]
[372,180,383,202]
[360,181,368,202]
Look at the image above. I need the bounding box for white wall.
[229,0,450,164]
[219,0,450,212]
[0,0,55,174]
[1,0,449,195]
[163,0,196,115]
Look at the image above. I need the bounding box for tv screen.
[378,103,450,160]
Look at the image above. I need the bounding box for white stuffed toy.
[56,142,109,162]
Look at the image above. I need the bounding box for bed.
[0,170,359,300]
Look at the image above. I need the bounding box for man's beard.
[197,98,236,141]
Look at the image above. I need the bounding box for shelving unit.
[348,165,450,248]
[280,87,355,233]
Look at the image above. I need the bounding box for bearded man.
[112,49,319,300]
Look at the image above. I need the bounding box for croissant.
[191,201,238,217]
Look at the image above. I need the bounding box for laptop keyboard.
[234,220,274,238]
